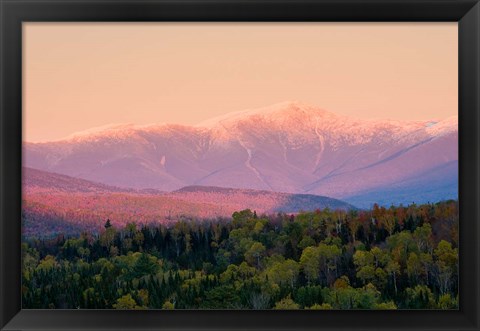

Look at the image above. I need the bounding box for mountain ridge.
[23,167,356,236]
[24,102,457,207]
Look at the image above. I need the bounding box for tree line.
[22,200,459,309]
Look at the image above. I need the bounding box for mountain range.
[24,101,458,208]
[22,167,354,237]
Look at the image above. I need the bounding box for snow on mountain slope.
[23,102,457,207]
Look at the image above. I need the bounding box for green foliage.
[405,285,436,309]
[306,303,332,310]
[132,253,159,279]
[245,242,266,268]
[375,301,397,309]
[22,201,458,310]
[437,293,458,309]
[37,255,58,272]
[162,301,175,309]
[266,258,300,288]
[274,295,300,309]
[113,294,144,309]
[201,285,241,309]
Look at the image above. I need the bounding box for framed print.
[1,0,479,330]
[20,21,461,310]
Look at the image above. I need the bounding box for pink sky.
[23,23,457,142]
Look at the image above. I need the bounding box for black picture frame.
[1,0,479,330]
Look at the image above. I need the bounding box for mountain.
[23,101,457,208]
[23,168,354,237]
[23,167,132,193]
[172,185,355,213]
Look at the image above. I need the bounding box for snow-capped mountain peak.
[24,102,458,207]
[426,115,458,136]
[59,123,136,142]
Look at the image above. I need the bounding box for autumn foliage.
[22,201,458,309]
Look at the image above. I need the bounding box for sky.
[23,22,458,142]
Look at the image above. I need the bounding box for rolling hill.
[23,167,355,237]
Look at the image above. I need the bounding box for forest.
[22,201,459,309]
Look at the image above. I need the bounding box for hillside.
[23,168,354,237]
